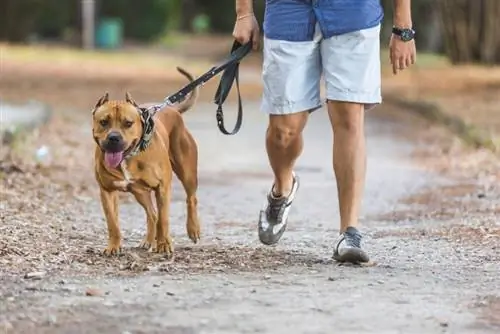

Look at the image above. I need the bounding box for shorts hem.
[326,92,381,107]
[261,99,323,115]
[325,92,382,111]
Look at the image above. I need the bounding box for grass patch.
[0,43,211,73]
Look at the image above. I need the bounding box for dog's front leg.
[100,189,121,256]
[133,190,157,251]
[153,175,173,257]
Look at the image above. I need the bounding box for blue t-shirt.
[263,0,384,41]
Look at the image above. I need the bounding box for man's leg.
[258,30,322,245]
[266,112,308,197]
[328,102,369,262]
[321,24,382,262]
[328,102,366,233]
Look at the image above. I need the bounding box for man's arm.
[393,0,412,28]
[390,0,416,74]
[233,0,260,50]
[236,0,254,17]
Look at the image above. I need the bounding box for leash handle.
[214,41,252,135]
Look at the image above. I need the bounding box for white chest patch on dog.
[113,160,134,190]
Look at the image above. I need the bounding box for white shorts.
[261,23,382,115]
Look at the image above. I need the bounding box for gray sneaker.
[333,227,370,263]
[258,173,300,245]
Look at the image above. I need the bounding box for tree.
[438,0,500,65]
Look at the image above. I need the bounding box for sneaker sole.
[258,218,288,246]
[333,248,370,264]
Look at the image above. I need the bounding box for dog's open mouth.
[103,140,137,169]
[104,151,124,169]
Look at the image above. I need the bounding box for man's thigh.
[321,25,382,111]
[261,37,322,115]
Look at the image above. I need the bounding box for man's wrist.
[236,12,254,20]
[393,19,412,29]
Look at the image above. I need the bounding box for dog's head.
[92,92,144,168]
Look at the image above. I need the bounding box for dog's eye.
[99,119,109,127]
[124,120,134,128]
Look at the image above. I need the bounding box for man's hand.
[389,35,416,75]
[232,13,260,51]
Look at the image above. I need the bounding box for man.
[233,0,416,263]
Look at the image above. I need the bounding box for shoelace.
[344,230,362,248]
[266,195,286,223]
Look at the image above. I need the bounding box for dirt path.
[1,102,499,334]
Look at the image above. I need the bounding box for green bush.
[0,0,173,42]
[98,0,171,41]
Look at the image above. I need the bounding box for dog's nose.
[107,132,122,143]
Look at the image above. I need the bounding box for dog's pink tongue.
[104,151,124,168]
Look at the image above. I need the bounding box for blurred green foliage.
[0,0,175,42]
[0,0,262,43]
[98,0,172,41]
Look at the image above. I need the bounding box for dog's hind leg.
[132,190,157,251]
[170,130,201,244]
[100,189,121,256]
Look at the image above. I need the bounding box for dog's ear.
[125,92,138,107]
[94,92,109,110]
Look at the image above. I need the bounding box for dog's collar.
[125,108,155,159]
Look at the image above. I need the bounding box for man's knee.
[267,112,308,149]
[327,101,364,133]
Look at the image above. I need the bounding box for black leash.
[145,41,253,135]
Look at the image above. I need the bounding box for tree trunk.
[439,0,500,65]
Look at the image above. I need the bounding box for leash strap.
[213,41,252,135]
[144,41,252,135]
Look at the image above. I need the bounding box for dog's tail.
[175,66,199,114]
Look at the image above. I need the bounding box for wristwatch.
[392,27,415,42]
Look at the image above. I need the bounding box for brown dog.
[92,67,200,257]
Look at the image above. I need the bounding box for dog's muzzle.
[103,131,125,153]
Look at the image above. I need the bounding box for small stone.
[47,315,57,325]
[166,291,175,296]
[153,283,160,288]
[377,280,384,285]
[119,264,129,270]
[24,271,46,280]
[477,300,487,307]
[85,288,102,296]
[250,289,257,293]
[263,275,271,280]
[327,277,337,281]
[440,322,449,328]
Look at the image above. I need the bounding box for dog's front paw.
[138,237,156,250]
[154,236,173,257]
[187,221,201,244]
[103,242,121,256]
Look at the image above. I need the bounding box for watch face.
[400,29,414,42]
